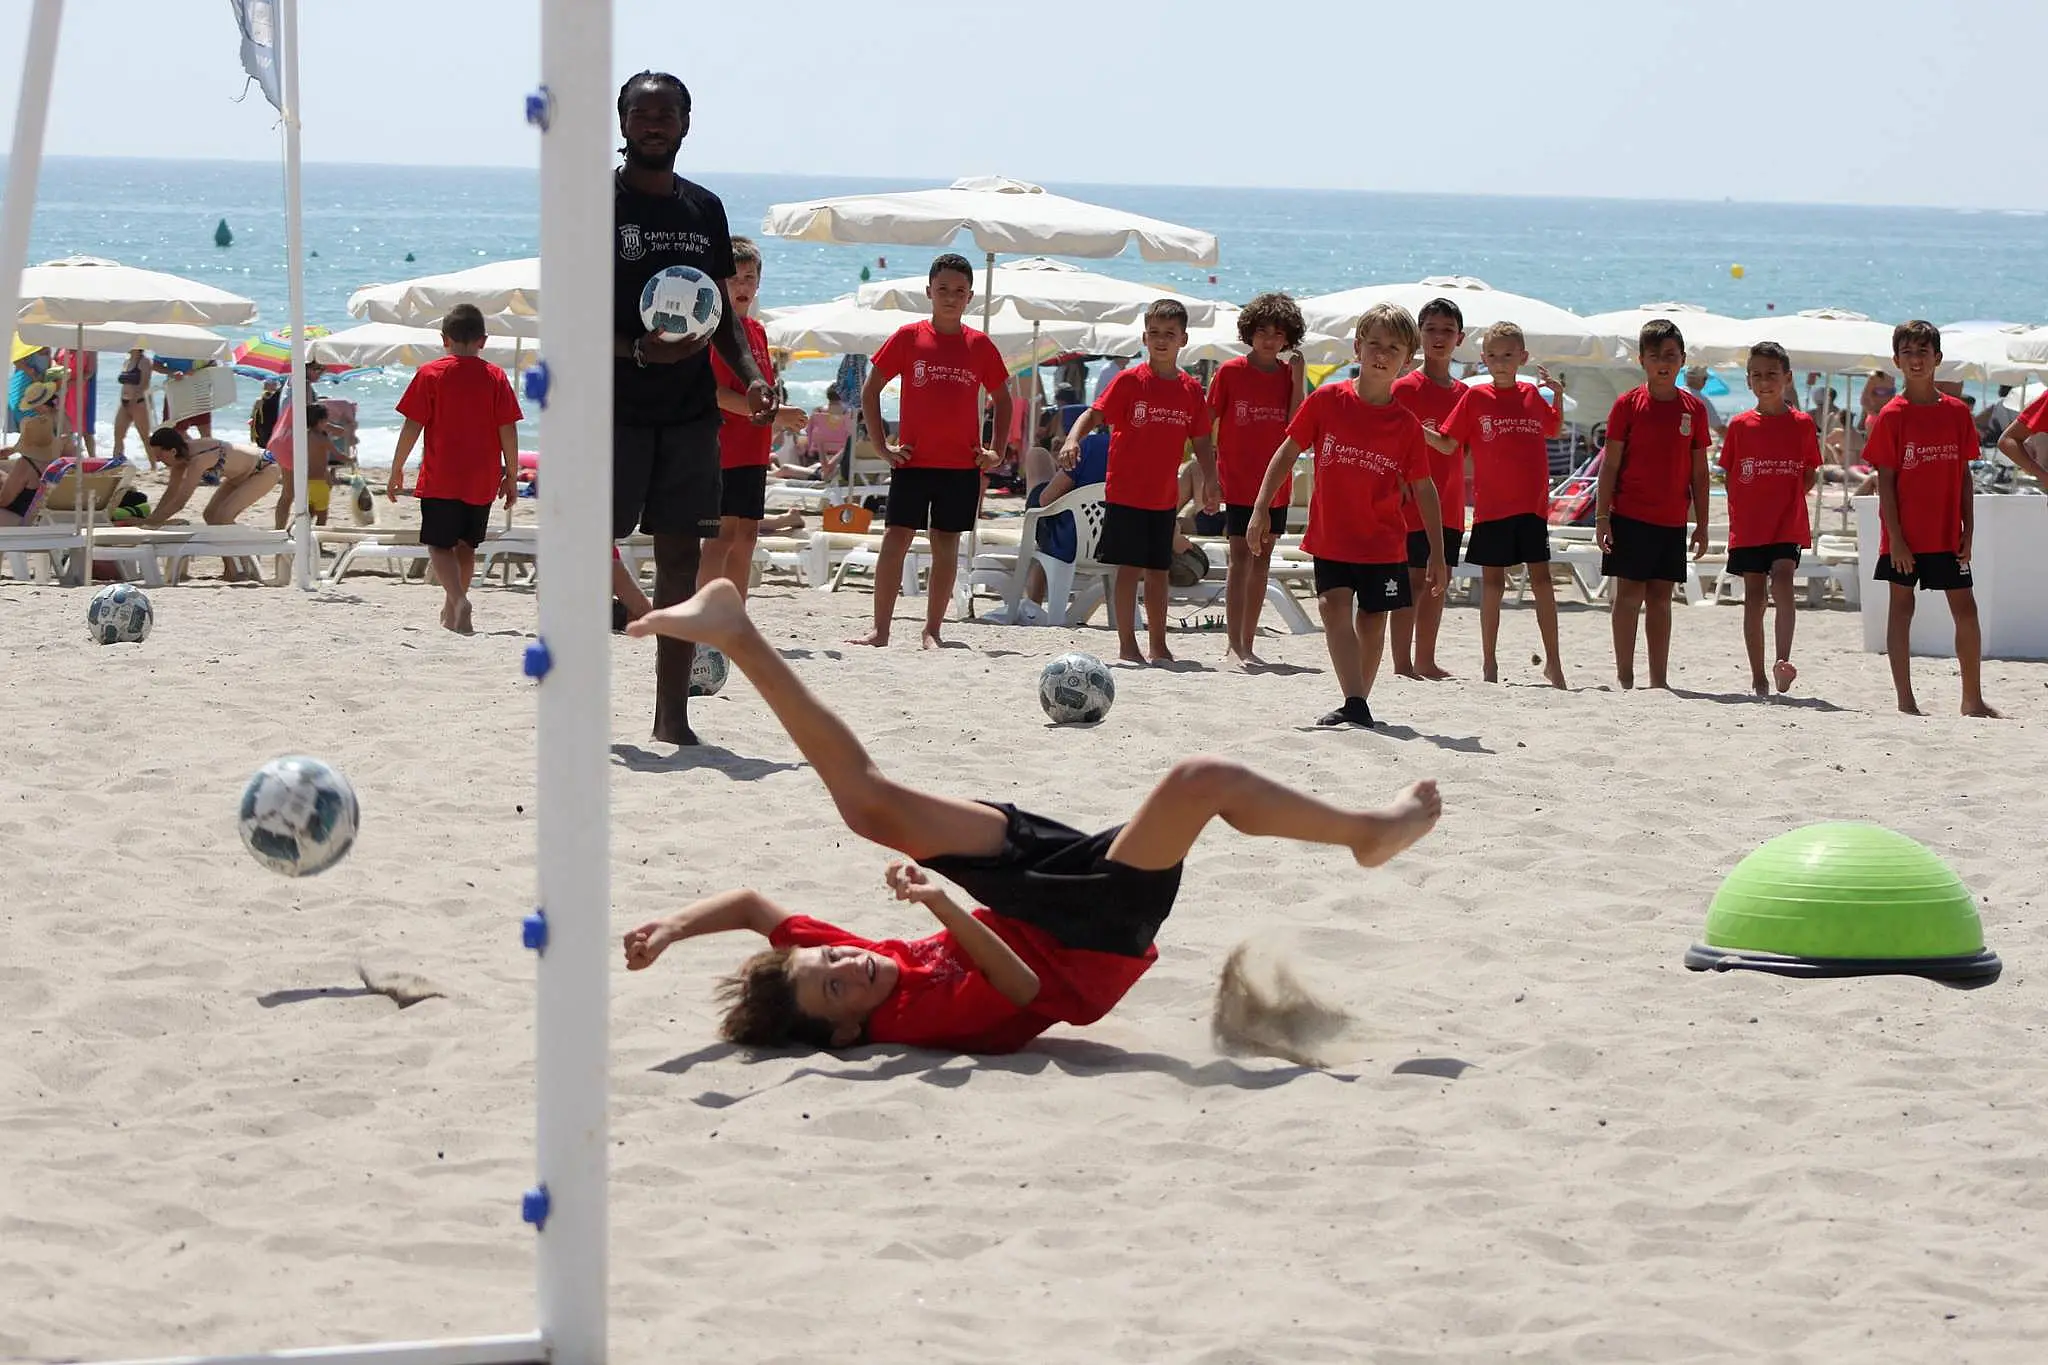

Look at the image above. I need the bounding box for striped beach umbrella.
[233,325,368,380]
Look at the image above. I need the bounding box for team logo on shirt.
[910,359,978,390]
[1739,458,1756,484]
[1234,400,1249,423]
[618,224,646,261]
[616,225,712,262]
[1680,414,1694,438]
[1319,433,1403,475]
[912,359,929,388]
[1131,401,1150,426]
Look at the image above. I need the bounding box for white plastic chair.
[998,486,1115,628]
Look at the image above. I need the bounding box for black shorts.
[1405,525,1465,569]
[1601,513,1687,584]
[418,497,491,549]
[1226,503,1288,539]
[1098,502,1176,570]
[1463,513,1551,568]
[1192,508,1228,536]
[615,419,721,540]
[719,464,768,521]
[1875,550,1973,591]
[923,803,1179,958]
[1726,542,1801,576]
[886,466,979,533]
[1313,558,1412,612]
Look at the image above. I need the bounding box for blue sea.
[15,156,2048,462]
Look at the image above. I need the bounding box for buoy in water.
[404,252,415,263]
[1729,263,1746,279]
[215,218,233,248]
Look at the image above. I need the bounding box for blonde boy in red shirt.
[1061,299,1218,665]
[1205,292,1306,668]
[1248,303,1445,729]
[1870,320,1998,718]
[1717,341,1821,695]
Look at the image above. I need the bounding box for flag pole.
[280,0,312,589]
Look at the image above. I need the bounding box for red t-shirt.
[1095,365,1210,511]
[710,315,776,470]
[1607,386,1711,527]
[2021,391,2048,435]
[1285,382,1430,565]
[868,321,1010,470]
[1206,356,1294,507]
[1864,394,1976,556]
[767,913,1155,1054]
[1390,370,1469,532]
[1442,381,1559,524]
[1716,408,1821,549]
[394,355,523,505]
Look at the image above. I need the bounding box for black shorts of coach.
[615,418,722,540]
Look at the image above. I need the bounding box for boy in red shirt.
[1389,296,1469,680]
[622,579,1443,1052]
[857,253,1013,649]
[1870,320,1999,718]
[1428,322,1567,687]
[1205,292,1306,668]
[1061,299,1218,665]
[1593,318,1713,689]
[387,304,523,633]
[1994,384,2048,485]
[1247,303,1445,729]
[1718,341,1821,696]
[704,238,805,600]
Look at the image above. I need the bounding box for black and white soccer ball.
[689,645,729,697]
[238,755,361,877]
[86,582,153,645]
[638,265,723,344]
[1038,651,1115,725]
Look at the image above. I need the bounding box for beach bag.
[1168,544,1210,588]
[820,502,873,534]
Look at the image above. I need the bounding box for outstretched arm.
[623,887,793,971]
[147,459,204,526]
[1997,417,2048,483]
[885,862,1039,1007]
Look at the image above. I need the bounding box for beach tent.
[311,321,539,371]
[857,256,1219,328]
[348,258,541,335]
[13,256,257,577]
[761,295,1088,368]
[1298,277,1614,366]
[1582,303,1754,370]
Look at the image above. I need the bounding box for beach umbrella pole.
[0,0,61,566]
[279,0,314,590]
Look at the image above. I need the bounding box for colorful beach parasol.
[233,325,368,380]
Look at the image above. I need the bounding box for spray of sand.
[1210,934,1357,1069]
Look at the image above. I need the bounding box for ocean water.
[15,157,2048,461]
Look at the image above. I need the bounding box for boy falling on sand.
[856,253,1014,650]
[1717,341,1821,695]
[1388,297,1469,680]
[1205,292,1307,668]
[1061,299,1218,665]
[1869,320,1999,718]
[623,580,1442,1053]
[1248,303,1446,729]
[1424,322,1567,687]
[1594,319,1713,689]
[388,304,523,633]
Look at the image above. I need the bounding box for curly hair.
[1237,292,1306,348]
[715,947,840,1050]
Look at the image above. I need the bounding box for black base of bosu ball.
[1683,944,2002,988]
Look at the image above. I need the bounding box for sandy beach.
[4,568,2048,1364]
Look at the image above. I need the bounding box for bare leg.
[1242,540,1273,663]
[651,532,703,745]
[201,465,280,526]
[1741,573,1769,694]
[1356,608,1387,701]
[1224,537,1252,665]
[1948,587,1999,717]
[1644,582,1674,689]
[629,581,1007,857]
[613,558,653,620]
[1770,563,1798,693]
[1389,592,1418,679]
[922,528,960,648]
[705,515,759,601]
[273,465,295,531]
[851,526,915,646]
[1114,565,1144,663]
[1412,556,1449,679]
[1886,582,1920,715]
[1105,757,1442,871]
[1530,570,1565,688]
[428,547,464,631]
[455,543,478,633]
[1611,578,1643,689]
[1317,590,1367,707]
[1480,566,1506,682]
[1143,568,1172,663]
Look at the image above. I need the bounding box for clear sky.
[2,0,2043,210]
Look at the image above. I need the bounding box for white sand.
[4,572,2047,1363]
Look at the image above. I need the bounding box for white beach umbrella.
[1736,309,1896,374]
[1581,303,1754,370]
[1461,371,1579,416]
[13,320,229,362]
[1082,305,1355,367]
[1297,277,1613,366]
[1932,324,2048,385]
[856,256,1219,328]
[760,295,1087,368]
[2010,327,2048,366]
[310,322,538,372]
[347,257,541,335]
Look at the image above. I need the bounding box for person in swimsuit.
[0,413,61,526]
[114,349,154,464]
[144,426,282,529]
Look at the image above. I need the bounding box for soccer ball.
[638,265,723,344]
[86,583,153,645]
[238,755,361,878]
[1038,652,1115,725]
[689,645,729,697]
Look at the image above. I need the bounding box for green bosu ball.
[1685,822,2000,986]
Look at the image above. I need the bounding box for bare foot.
[1118,645,1147,665]
[625,578,748,649]
[1752,677,1770,697]
[1648,676,1671,691]
[1897,696,1924,716]
[1482,662,1500,684]
[439,600,458,632]
[1544,663,1567,690]
[1393,665,1422,680]
[1963,699,2002,719]
[921,629,944,650]
[651,717,701,746]
[848,629,890,647]
[1773,660,1797,694]
[1417,664,1454,681]
[1617,671,1635,691]
[455,598,475,636]
[1224,644,1252,669]
[1351,780,1443,867]
[1147,645,1176,666]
